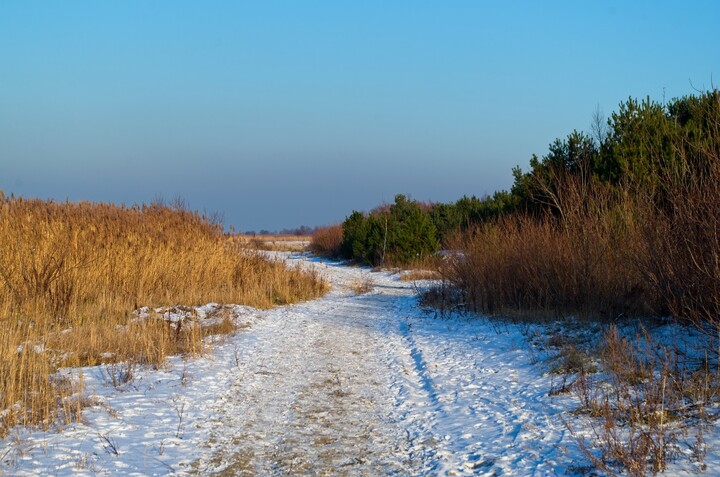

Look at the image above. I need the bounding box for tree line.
[335,90,720,276]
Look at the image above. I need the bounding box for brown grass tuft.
[348,276,375,295]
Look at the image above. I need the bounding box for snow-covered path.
[190,257,576,476]
[1,254,583,476]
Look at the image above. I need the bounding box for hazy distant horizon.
[1,1,717,231]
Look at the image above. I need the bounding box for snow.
[1,253,717,475]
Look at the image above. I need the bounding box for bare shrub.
[419,282,464,319]
[446,207,652,320]
[309,224,343,258]
[636,152,720,341]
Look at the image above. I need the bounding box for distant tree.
[340,195,439,266]
[429,202,463,243]
[296,225,314,236]
[363,212,391,264]
[387,195,439,263]
[341,211,369,261]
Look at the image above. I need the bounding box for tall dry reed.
[0,195,326,435]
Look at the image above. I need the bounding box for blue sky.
[1,1,717,231]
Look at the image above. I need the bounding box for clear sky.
[1,1,717,231]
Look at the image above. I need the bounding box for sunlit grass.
[0,195,327,436]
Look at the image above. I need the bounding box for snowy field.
[1,253,717,476]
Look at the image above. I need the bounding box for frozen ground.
[1,253,717,476]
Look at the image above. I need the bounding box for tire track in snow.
[399,322,442,411]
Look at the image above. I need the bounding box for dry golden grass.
[399,270,441,281]
[232,234,310,252]
[0,195,326,436]
[243,234,309,242]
